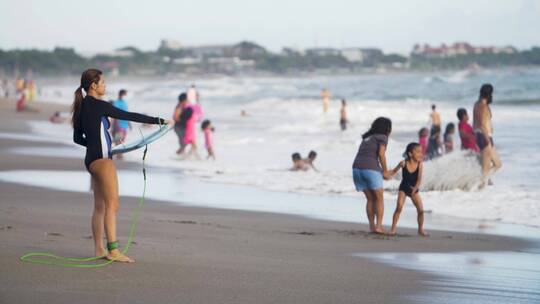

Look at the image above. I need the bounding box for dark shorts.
[475,132,494,150]
[174,125,186,147]
[340,119,347,131]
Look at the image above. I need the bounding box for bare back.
[473,100,492,135]
[430,111,441,127]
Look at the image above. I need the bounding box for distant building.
[190,44,232,57]
[231,41,267,58]
[281,47,305,56]
[412,42,517,58]
[341,48,364,62]
[305,48,341,56]
[160,39,183,50]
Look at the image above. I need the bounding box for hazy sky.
[1,0,539,54]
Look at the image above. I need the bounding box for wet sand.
[0,97,531,304]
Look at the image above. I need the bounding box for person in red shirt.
[457,108,479,152]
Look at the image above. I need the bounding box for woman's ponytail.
[71,86,84,128]
[71,69,102,128]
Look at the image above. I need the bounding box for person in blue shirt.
[112,89,131,159]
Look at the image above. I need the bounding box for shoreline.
[0,97,536,303]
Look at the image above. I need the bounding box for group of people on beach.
[172,85,215,160]
[10,77,40,113]
[352,83,502,236]
[418,86,502,187]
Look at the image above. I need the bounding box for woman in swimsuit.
[473,84,502,187]
[72,69,167,263]
[389,142,428,236]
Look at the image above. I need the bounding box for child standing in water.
[427,125,442,159]
[201,119,215,160]
[443,123,455,153]
[457,108,479,152]
[418,127,429,157]
[390,143,428,236]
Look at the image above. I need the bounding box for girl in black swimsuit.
[72,69,168,263]
[389,143,428,236]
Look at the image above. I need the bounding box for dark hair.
[479,83,493,104]
[431,104,436,110]
[308,150,317,159]
[362,117,392,139]
[430,125,441,136]
[118,89,127,99]
[341,99,346,106]
[403,142,421,160]
[292,152,301,161]
[418,127,428,137]
[72,69,102,128]
[457,108,467,121]
[178,92,187,102]
[444,123,455,135]
[201,119,211,130]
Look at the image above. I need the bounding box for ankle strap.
[107,241,119,251]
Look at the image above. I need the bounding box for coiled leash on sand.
[20,126,164,267]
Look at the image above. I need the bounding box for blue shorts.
[352,168,383,191]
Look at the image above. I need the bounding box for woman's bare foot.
[418,230,429,237]
[106,249,135,263]
[388,229,397,236]
[95,248,107,258]
[373,226,386,234]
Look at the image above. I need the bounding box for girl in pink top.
[201,119,215,160]
[457,108,480,152]
[418,127,429,158]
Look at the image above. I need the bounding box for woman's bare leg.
[89,159,134,263]
[411,193,428,236]
[373,188,386,234]
[91,176,107,257]
[363,190,375,232]
[390,191,407,235]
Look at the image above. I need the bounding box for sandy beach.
[0,98,533,304]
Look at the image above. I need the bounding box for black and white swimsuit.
[73,95,163,170]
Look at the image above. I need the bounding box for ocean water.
[34,68,540,227]
[355,249,540,304]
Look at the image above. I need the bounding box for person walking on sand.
[72,69,168,263]
[340,99,348,131]
[321,88,331,114]
[473,84,502,188]
[352,117,394,234]
[389,143,428,237]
